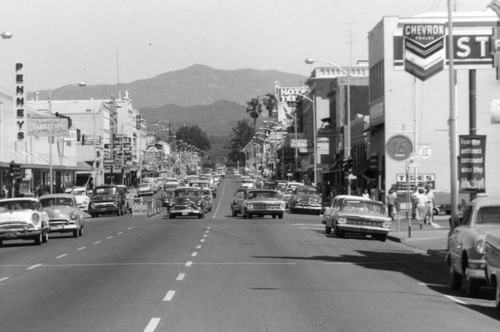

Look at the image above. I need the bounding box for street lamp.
[305,58,351,193]
[48,82,86,194]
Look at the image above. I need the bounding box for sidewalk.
[387,214,450,259]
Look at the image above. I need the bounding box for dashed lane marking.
[77,247,86,251]
[27,264,42,270]
[177,273,185,281]
[0,277,9,282]
[191,252,198,257]
[185,261,193,267]
[144,318,161,332]
[94,241,101,244]
[56,254,68,259]
[163,290,175,302]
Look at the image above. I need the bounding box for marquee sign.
[403,24,445,81]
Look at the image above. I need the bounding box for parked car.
[116,185,135,213]
[0,197,50,246]
[69,186,91,212]
[323,195,391,242]
[240,189,286,219]
[231,188,250,217]
[485,233,500,310]
[240,177,255,189]
[39,194,85,237]
[169,187,205,219]
[288,185,322,215]
[88,185,127,217]
[448,196,500,297]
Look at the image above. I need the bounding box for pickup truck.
[88,185,127,217]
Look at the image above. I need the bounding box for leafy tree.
[227,119,255,164]
[246,98,262,128]
[262,93,277,117]
[175,125,211,152]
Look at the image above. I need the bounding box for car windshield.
[341,200,386,214]
[476,206,500,224]
[175,189,200,197]
[71,189,86,195]
[298,188,318,195]
[0,200,38,211]
[248,191,278,199]
[40,197,75,207]
[94,187,116,195]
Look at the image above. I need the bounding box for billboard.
[26,116,69,137]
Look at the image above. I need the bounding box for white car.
[0,198,50,246]
[70,186,91,212]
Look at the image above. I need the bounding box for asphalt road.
[1,176,500,332]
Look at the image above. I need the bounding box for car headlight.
[382,220,391,228]
[475,240,486,254]
[113,201,119,207]
[280,203,285,209]
[31,213,40,225]
[337,217,347,224]
[90,203,95,209]
[70,212,77,220]
[247,204,254,210]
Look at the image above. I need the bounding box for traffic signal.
[343,157,353,174]
[9,160,21,178]
[136,115,142,129]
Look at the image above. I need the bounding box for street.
[1,176,500,332]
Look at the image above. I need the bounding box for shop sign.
[459,135,486,193]
[385,135,413,161]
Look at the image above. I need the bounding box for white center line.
[163,290,175,302]
[76,247,86,251]
[27,264,42,270]
[0,277,9,282]
[203,234,208,238]
[94,241,101,244]
[56,254,68,259]
[191,252,198,257]
[207,226,211,230]
[177,273,185,281]
[127,227,133,231]
[185,261,193,267]
[144,318,161,332]
[106,236,114,239]
[445,295,467,305]
[196,245,202,249]
[118,232,124,235]
[200,239,205,243]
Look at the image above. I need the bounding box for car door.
[448,205,473,270]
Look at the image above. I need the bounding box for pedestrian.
[386,188,398,220]
[362,188,370,199]
[424,185,435,224]
[1,185,8,198]
[411,186,419,220]
[415,188,427,229]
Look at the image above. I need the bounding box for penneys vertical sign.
[14,63,26,140]
[459,135,486,193]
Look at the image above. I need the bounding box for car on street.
[448,196,500,297]
[69,186,91,212]
[0,197,50,246]
[39,194,86,237]
[169,186,205,219]
[240,189,286,219]
[485,232,500,310]
[88,185,127,217]
[137,182,155,197]
[323,195,391,242]
[230,188,250,217]
[288,185,322,215]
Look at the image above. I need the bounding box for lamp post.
[305,58,351,193]
[48,82,86,194]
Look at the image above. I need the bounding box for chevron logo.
[403,24,445,81]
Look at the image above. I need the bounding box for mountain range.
[27,64,308,163]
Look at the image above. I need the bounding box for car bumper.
[48,221,79,233]
[170,208,203,217]
[89,206,119,214]
[0,228,44,240]
[337,224,390,235]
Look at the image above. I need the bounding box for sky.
[0,0,494,94]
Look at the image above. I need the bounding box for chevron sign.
[403,24,445,81]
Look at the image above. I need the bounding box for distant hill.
[28,64,307,109]
[140,99,250,135]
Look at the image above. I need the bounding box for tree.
[176,125,211,152]
[227,119,255,165]
[246,98,262,128]
[262,93,277,117]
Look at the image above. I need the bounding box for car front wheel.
[449,266,463,290]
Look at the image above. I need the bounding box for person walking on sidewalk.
[424,185,435,224]
[386,188,398,221]
[415,188,427,229]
